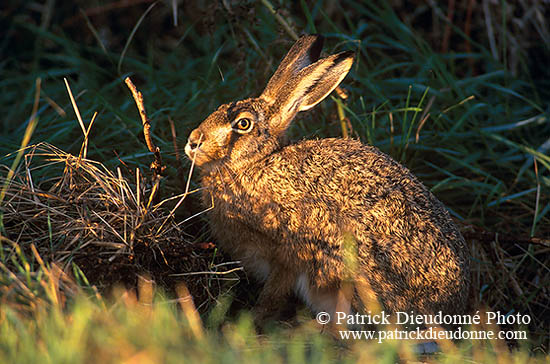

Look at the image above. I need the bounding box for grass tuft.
[0,142,238,313]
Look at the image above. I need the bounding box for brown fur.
[185,35,470,322]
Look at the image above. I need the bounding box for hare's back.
[271,138,460,241]
[277,137,429,202]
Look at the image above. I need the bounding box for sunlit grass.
[1,288,547,364]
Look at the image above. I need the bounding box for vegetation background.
[0,0,549,362]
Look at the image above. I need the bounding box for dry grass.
[0,142,240,313]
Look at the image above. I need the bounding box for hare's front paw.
[252,269,297,329]
[251,304,280,327]
[252,290,291,328]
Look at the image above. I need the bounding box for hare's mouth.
[184,143,211,166]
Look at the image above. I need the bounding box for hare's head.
[185,35,354,172]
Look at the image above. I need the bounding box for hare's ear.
[261,50,354,133]
[261,35,324,103]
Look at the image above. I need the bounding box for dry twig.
[124,77,165,178]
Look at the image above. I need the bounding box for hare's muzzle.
[185,129,204,161]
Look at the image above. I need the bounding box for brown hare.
[185,35,470,324]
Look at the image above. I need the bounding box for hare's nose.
[187,129,204,150]
[189,140,201,150]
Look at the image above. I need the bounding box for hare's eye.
[238,118,251,129]
[233,118,253,133]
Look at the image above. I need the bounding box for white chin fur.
[184,143,193,160]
